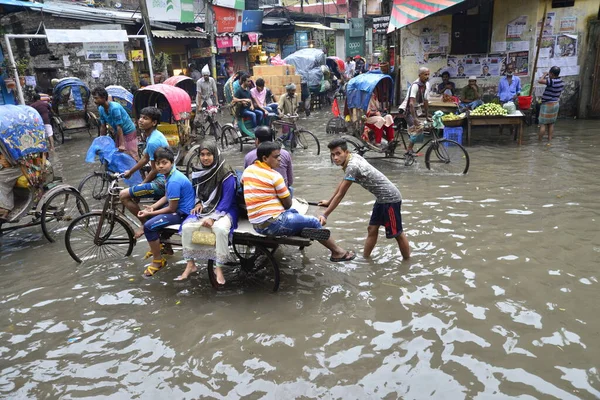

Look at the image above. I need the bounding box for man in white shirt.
[398,67,431,156]
[196,66,218,107]
[345,56,356,80]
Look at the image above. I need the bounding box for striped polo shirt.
[242,161,290,224]
[541,77,565,103]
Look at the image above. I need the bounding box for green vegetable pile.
[470,103,508,116]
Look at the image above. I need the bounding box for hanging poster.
[506,41,529,52]
[556,34,577,57]
[373,16,390,34]
[506,51,529,76]
[421,35,445,54]
[537,12,556,36]
[506,16,527,41]
[216,37,233,48]
[539,36,556,58]
[559,17,577,33]
[130,50,144,62]
[480,54,504,76]
[145,0,195,23]
[213,6,242,33]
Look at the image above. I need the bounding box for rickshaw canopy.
[106,85,133,112]
[0,105,47,165]
[163,76,194,87]
[134,84,192,121]
[163,76,196,100]
[52,77,90,111]
[345,71,394,111]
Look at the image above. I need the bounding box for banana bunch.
[471,103,508,116]
[442,113,465,121]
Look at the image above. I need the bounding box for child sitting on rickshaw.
[137,147,195,277]
[363,91,395,149]
[121,107,170,238]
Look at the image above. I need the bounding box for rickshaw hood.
[0,105,47,166]
[135,84,192,121]
[346,71,394,111]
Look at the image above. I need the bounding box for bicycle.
[340,116,470,174]
[193,105,222,142]
[271,114,321,156]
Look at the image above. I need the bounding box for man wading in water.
[318,138,410,260]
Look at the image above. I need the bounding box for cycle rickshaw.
[106,85,134,116]
[328,71,470,174]
[65,172,318,292]
[133,84,192,165]
[0,105,89,242]
[51,77,97,144]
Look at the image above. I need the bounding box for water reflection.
[1,115,600,397]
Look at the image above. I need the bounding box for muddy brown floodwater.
[1,110,599,399]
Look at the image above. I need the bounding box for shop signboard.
[349,18,364,37]
[241,10,263,32]
[214,6,242,33]
[373,16,390,34]
[345,30,364,57]
[145,0,194,23]
[190,47,212,59]
[366,0,381,15]
[262,40,277,54]
[216,36,234,48]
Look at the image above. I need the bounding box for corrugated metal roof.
[152,30,208,39]
[0,0,43,9]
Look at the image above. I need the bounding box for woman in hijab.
[177,140,238,283]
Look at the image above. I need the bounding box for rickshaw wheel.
[65,212,135,263]
[341,136,366,156]
[219,126,239,152]
[295,130,320,155]
[208,245,280,292]
[41,189,89,243]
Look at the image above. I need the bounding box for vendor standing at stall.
[498,64,521,104]
[538,66,565,143]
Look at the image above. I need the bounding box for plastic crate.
[443,127,463,146]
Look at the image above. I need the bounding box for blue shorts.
[369,201,403,239]
[128,176,166,198]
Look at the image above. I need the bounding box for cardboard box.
[286,65,296,75]
[253,65,264,76]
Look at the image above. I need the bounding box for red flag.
[332,98,340,117]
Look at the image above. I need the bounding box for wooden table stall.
[466,110,524,146]
[428,97,459,114]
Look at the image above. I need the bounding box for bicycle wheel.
[295,129,320,155]
[78,172,109,211]
[41,189,89,242]
[65,212,135,263]
[185,146,201,177]
[425,139,470,175]
[220,125,239,152]
[208,245,280,292]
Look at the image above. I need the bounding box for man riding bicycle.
[398,67,431,156]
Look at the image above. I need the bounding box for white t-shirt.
[399,80,431,111]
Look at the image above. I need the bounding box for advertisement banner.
[241,10,263,32]
[349,18,364,37]
[130,50,144,62]
[146,0,194,23]
[213,5,242,33]
[373,16,390,34]
[345,30,364,58]
[216,36,233,48]
[190,47,212,59]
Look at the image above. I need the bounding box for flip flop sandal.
[143,258,167,277]
[143,245,168,259]
[330,251,356,263]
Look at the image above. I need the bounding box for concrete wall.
[0,11,136,101]
[398,0,599,116]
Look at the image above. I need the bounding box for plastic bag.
[85,136,142,186]
[503,102,516,114]
[270,55,285,66]
[520,83,531,96]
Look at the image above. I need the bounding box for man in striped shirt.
[242,142,355,262]
[538,66,565,142]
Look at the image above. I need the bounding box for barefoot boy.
[319,138,410,259]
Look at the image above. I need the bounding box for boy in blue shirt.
[120,106,170,238]
[137,147,195,277]
[92,87,138,160]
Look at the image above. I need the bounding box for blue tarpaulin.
[345,71,394,111]
[0,105,47,165]
[53,78,90,111]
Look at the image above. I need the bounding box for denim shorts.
[256,209,321,236]
[129,176,166,198]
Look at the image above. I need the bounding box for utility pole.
[205,0,217,78]
[138,0,155,84]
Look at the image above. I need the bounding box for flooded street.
[1,111,599,399]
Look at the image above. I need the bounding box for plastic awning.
[0,0,43,9]
[387,0,465,33]
[152,30,208,39]
[294,22,335,31]
[45,29,128,43]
